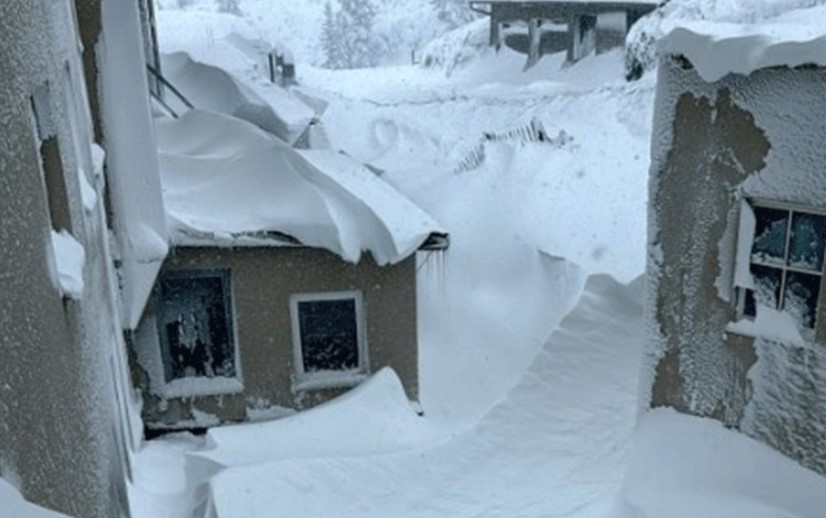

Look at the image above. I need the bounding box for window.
[31,82,72,232]
[290,291,368,390]
[155,269,238,387]
[737,202,826,333]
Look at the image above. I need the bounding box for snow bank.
[161,51,314,144]
[187,369,434,477]
[619,408,826,518]
[186,274,643,518]
[155,110,443,264]
[50,230,85,300]
[0,478,72,518]
[659,16,826,82]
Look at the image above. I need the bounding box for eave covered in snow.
[659,7,826,82]
[156,110,447,265]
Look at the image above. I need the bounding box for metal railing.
[146,63,194,118]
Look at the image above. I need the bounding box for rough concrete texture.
[0,1,129,516]
[648,57,826,473]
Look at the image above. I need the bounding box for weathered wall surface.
[0,1,128,516]
[133,247,419,428]
[647,58,826,473]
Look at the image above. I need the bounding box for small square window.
[736,202,826,334]
[155,269,238,386]
[290,291,368,390]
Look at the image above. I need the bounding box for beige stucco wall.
[647,57,826,473]
[0,1,129,516]
[133,246,419,429]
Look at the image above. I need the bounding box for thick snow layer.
[160,51,314,144]
[0,478,72,518]
[619,408,826,518]
[50,230,85,300]
[660,16,826,82]
[188,369,437,476]
[193,274,643,518]
[626,0,826,78]
[155,109,443,264]
[98,0,168,329]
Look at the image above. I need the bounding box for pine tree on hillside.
[216,0,242,16]
[338,0,383,68]
[322,1,347,69]
[430,0,477,29]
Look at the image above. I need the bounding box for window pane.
[789,212,826,272]
[158,272,235,381]
[784,272,821,330]
[751,265,782,310]
[751,207,789,265]
[298,298,359,372]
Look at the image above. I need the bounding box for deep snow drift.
[126,2,826,517]
[155,109,443,265]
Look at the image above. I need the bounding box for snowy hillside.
[127,1,826,517]
[155,0,459,67]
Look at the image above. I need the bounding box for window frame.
[153,268,243,398]
[289,290,369,392]
[735,198,826,335]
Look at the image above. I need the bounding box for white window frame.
[153,268,243,399]
[734,198,826,334]
[289,290,369,392]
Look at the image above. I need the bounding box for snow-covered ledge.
[49,230,85,300]
[659,19,826,82]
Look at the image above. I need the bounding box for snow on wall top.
[659,7,826,82]
[156,110,444,265]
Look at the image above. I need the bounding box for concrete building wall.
[0,1,129,516]
[133,247,419,429]
[647,57,826,473]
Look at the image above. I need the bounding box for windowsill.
[725,317,810,347]
[158,376,244,399]
[292,371,369,393]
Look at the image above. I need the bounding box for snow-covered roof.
[659,7,826,82]
[155,110,446,265]
[161,52,316,145]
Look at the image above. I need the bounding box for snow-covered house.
[469,0,657,67]
[129,109,448,431]
[0,0,168,515]
[645,13,826,475]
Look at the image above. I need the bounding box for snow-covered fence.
[454,118,572,173]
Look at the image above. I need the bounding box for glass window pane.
[789,212,826,272]
[751,207,789,265]
[784,272,821,330]
[751,264,782,310]
[158,272,235,382]
[298,298,359,372]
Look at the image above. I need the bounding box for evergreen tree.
[430,0,477,29]
[335,0,383,69]
[216,0,242,16]
[322,1,348,69]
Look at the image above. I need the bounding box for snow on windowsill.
[725,306,808,347]
[292,371,369,393]
[50,230,85,300]
[159,376,244,399]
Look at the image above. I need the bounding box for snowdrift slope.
[201,274,643,518]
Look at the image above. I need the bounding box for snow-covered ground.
[125,2,826,517]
